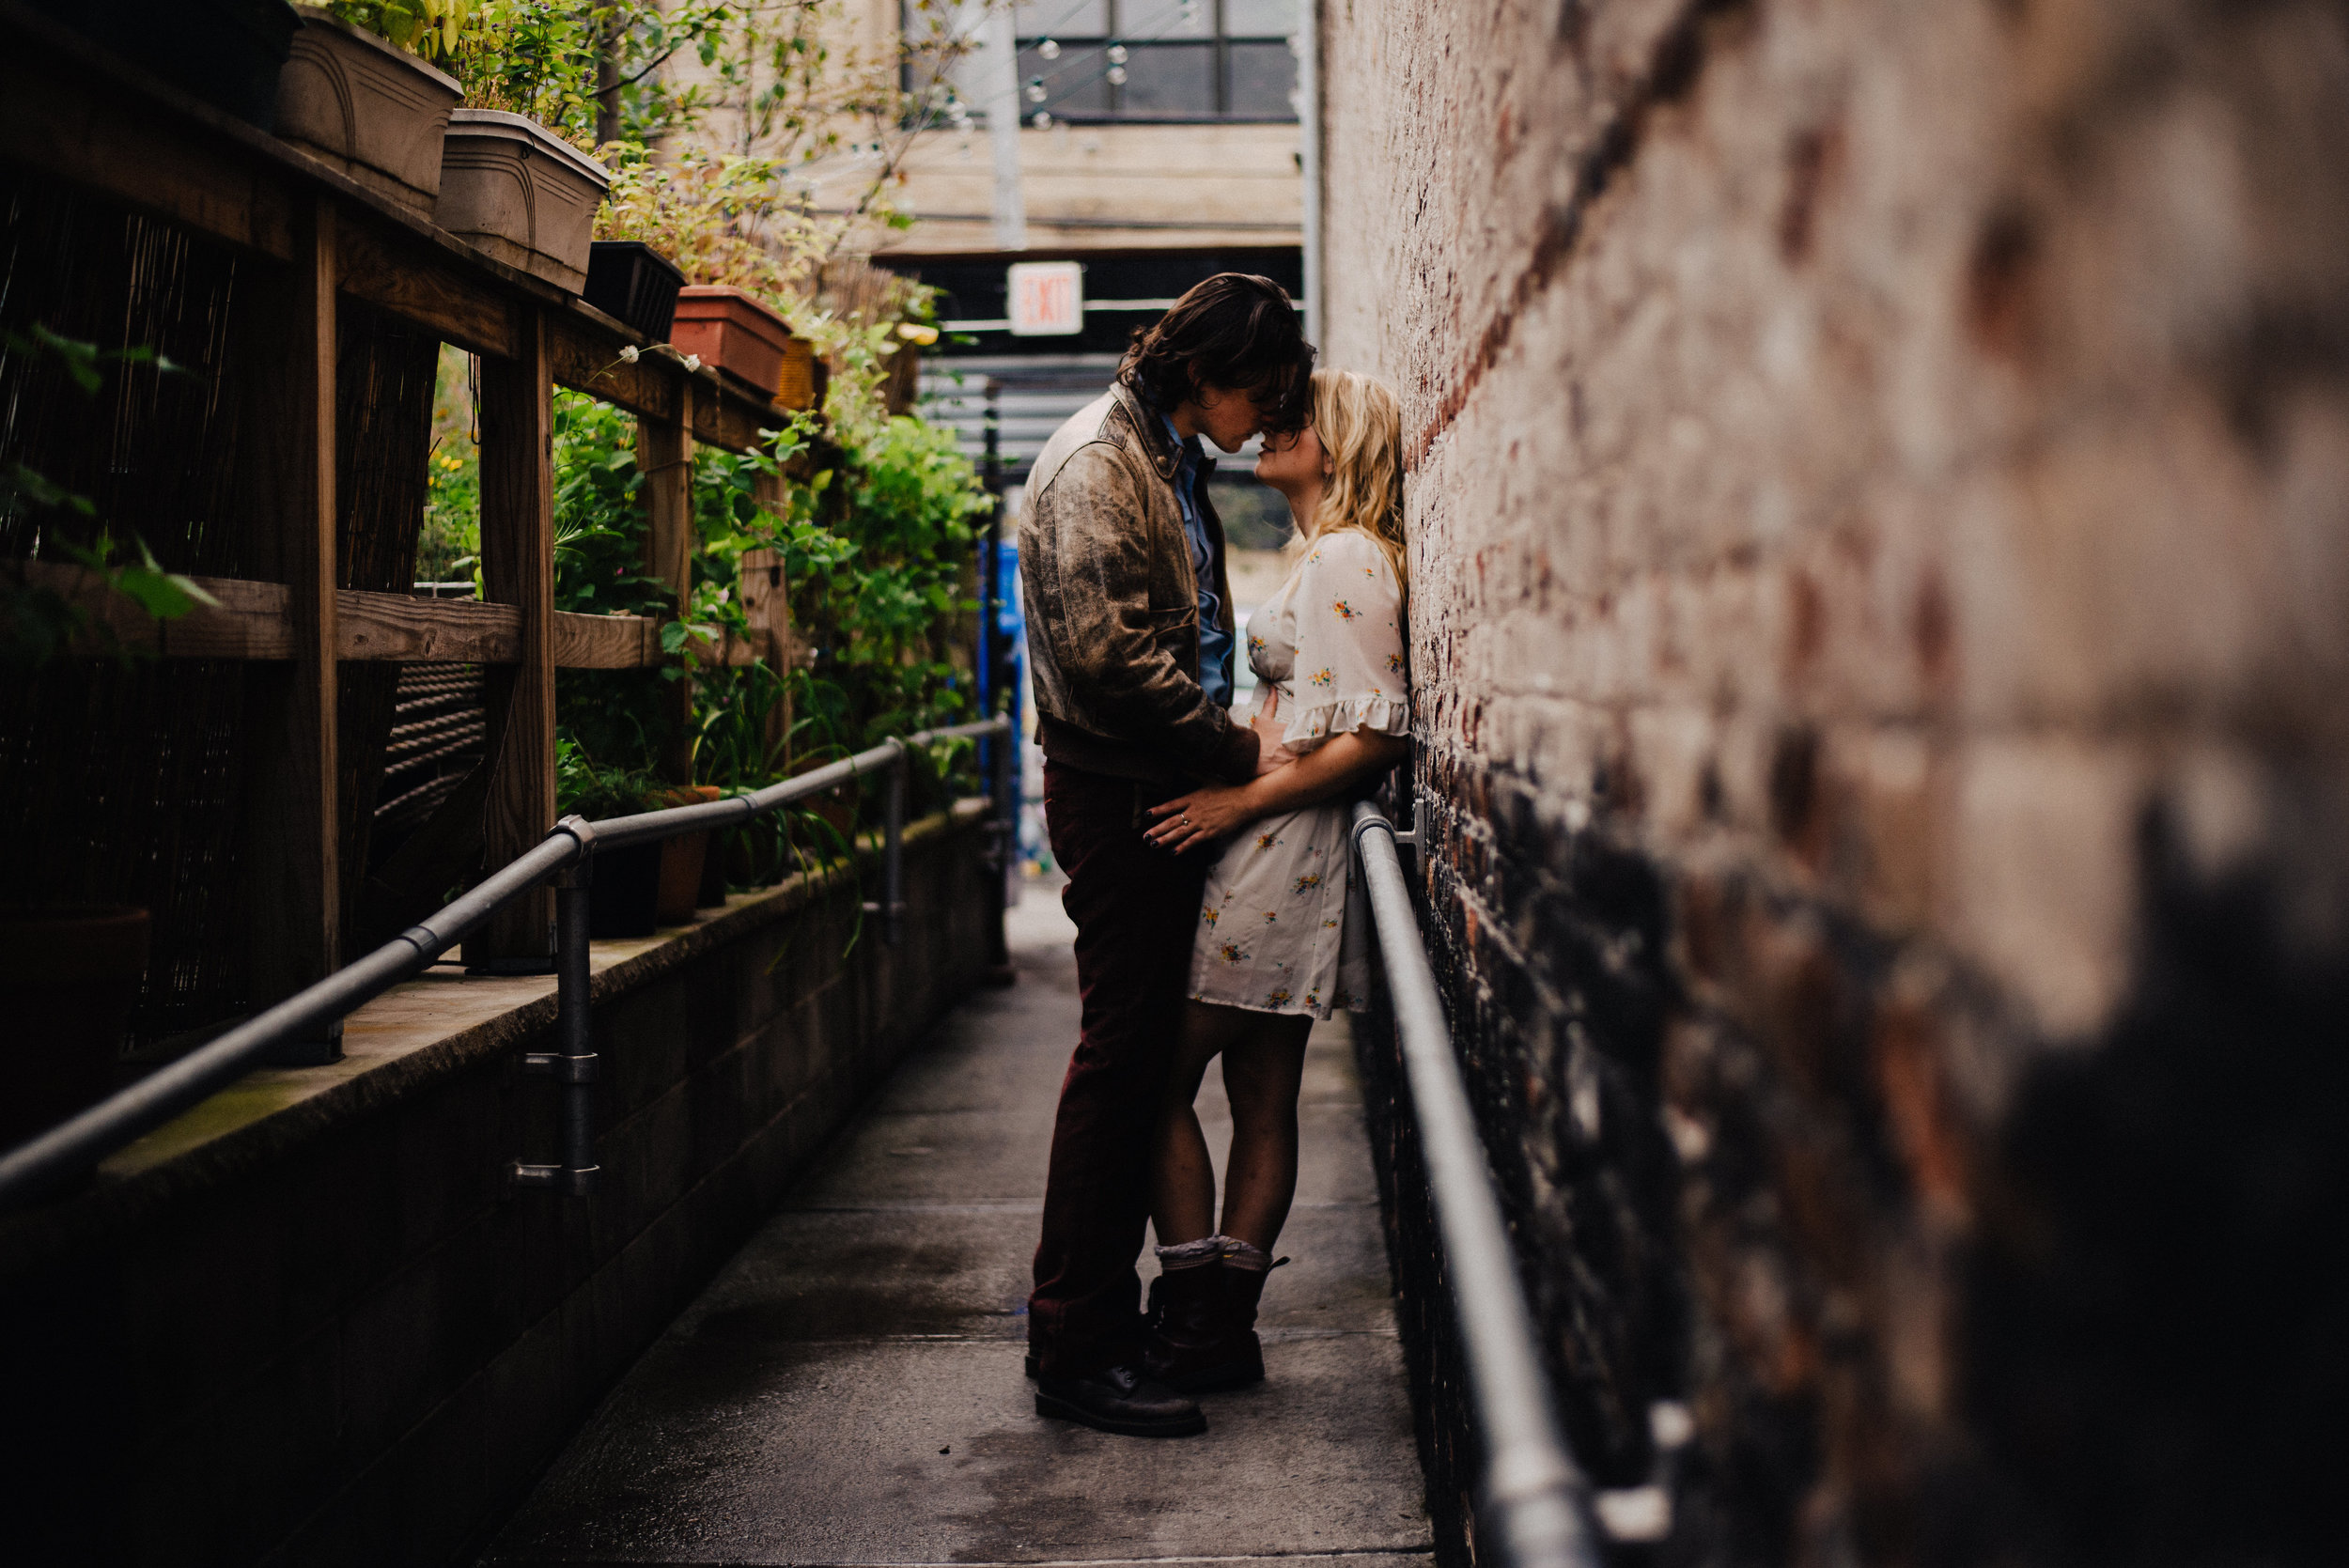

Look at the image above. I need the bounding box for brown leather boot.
[1211,1238,1286,1389]
[1146,1260,1271,1392]
[1143,1261,1239,1390]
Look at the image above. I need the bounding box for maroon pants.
[1028,760,1210,1378]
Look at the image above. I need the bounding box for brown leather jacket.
[1019,382,1261,784]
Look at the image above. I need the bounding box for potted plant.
[673,286,800,401]
[435,111,610,290]
[652,784,723,925]
[274,6,462,217]
[556,741,664,939]
[584,241,687,342]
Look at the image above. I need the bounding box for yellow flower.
[1309,668,1334,689]
[1262,910,1280,924]
[1292,872,1323,893]
[1202,908,1220,927]
[1218,942,1248,964]
[1387,652,1406,675]
[1266,988,1293,1007]
[1332,599,1359,620]
[1255,831,1281,850]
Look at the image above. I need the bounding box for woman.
[1138,369,1411,1392]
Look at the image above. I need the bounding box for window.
[905,1,1299,126]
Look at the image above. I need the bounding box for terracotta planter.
[673,286,798,401]
[0,907,150,1150]
[436,110,610,292]
[777,336,821,411]
[655,785,722,925]
[274,8,459,217]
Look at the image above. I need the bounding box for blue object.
[1158,411,1235,708]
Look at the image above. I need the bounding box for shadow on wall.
[1967,803,2349,1568]
[1356,760,2349,1568]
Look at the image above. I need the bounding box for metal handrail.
[1350,799,1605,1568]
[0,717,1014,1213]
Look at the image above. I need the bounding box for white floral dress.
[1189,530,1409,1018]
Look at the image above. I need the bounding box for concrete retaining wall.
[1319,4,2349,1565]
[0,805,998,1566]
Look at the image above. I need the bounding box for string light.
[1038,38,1060,58]
[1032,110,1053,128]
[1025,77,1047,102]
[1106,64,1127,85]
[1106,43,1128,64]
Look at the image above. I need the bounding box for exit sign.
[1007,261,1084,336]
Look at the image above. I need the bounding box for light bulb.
[1037,38,1060,58]
[1106,65,1128,85]
[1025,79,1047,102]
[1031,110,1052,128]
[1107,43,1128,63]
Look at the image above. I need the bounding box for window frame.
[901,1,1299,126]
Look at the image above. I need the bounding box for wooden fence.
[0,10,813,1032]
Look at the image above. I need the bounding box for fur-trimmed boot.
[1213,1235,1284,1387]
[1143,1236,1259,1392]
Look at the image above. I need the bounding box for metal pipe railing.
[0,717,1013,1214]
[1350,798,1606,1568]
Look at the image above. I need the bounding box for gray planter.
[274,7,459,216]
[436,110,611,293]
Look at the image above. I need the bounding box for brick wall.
[1320,3,2349,1564]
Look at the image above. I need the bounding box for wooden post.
[638,387,694,782]
[737,543,790,767]
[742,463,794,766]
[241,196,341,1022]
[464,306,557,970]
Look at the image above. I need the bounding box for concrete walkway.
[483,881,1434,1568]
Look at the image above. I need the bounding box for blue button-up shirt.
[1159,411,1235,707]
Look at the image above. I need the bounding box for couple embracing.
[1019,273,1410,1437]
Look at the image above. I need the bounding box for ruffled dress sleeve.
[1280,530,1408,752]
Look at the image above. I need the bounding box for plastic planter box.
[584,241,687,342]
[436,110,610,292]
[274,8,460,217]
[672,285,796,400]
[35,0,298,128]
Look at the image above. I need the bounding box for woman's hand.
[1145,780,1266,854]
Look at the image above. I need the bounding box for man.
[1019,273,1315,1436]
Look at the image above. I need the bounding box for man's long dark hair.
[1118,272,1315,432]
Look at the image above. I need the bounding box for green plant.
[417,345,481,586]
[783,413,988,748]
[554,734,665,819]
[323,0,489,59]
[552,391,669,618]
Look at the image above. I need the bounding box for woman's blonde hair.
[1305,370,1407,593]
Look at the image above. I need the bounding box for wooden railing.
[0,4,812,998]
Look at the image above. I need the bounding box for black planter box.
[587,841,661,939]
[584,241,688,344]
[37,0,299,129]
